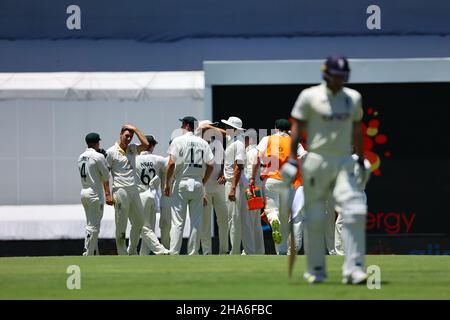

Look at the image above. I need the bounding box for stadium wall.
[0,72,204,205]
[207,58,450,247]
[2,236,450,256]
[0,59,449,255]
[1,1,449,40]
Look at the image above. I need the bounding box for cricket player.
[106,124,169,255]
[164,116,214,255]
[77,132,111,256]
[253,119,302,255]
[282,56,369,284]
[221,116,246,255]
[128,135,167,255]
[197,120,229,255]
[241,129,265,255]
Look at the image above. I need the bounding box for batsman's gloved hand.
[280,158,298,183]
[97,148,107,158]
[355,157,371,189]
[357,158,366,171]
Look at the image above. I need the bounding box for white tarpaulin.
[0,71,204,100]
[0,205,192,240]
[0,71,208,206]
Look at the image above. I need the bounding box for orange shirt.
[261,135,302,188]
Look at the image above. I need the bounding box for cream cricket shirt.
[291,83,363,157]
[224,134,246,181]
[245,144,263,186]
[135,151,167,193]
[78,148,110,200]
[168,132,214,181]
[106,142,138,189]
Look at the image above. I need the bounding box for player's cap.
[274,119,291,132]
[198,120,218,127]
[322,55,350,76]
[244,128,257,140]
[179,116,198,128]
[85,132,101,144]
[145,135,158,146]
[221,116,245,131]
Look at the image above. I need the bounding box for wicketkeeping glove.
[280,158,298,183]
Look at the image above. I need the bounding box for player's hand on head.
[122,124,136,132]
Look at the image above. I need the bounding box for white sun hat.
[220,116,245,131]
[198,120,218,127]
[195,120,218,135]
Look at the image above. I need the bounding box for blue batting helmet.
[322,55,350,81]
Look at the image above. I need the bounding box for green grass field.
[0,255,449,299]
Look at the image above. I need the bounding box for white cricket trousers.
[169,178,204,255]
[127,189,157,255]
[334,211,344,256]
[333,191,367,256]
[324,196,337,255]
[240,186,265,255]
[159,194,172,249]
[200,182,229,255]
[290,186,305,255]
[225,180,243,254]
[301,152,367,278]
[80,188,104,256]
[112,185,167,255]
[264,178,293,254]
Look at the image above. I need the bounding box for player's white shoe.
[155,249,170,255]
[303,272,326,284]
[342,270,368,285]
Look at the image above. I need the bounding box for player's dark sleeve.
[97,148,107,158]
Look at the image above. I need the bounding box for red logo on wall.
[362,107,391,176]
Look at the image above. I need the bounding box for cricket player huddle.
[77,56,371,285]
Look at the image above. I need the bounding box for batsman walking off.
[282,56,369,284]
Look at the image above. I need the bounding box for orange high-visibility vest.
[262,135,302,188]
